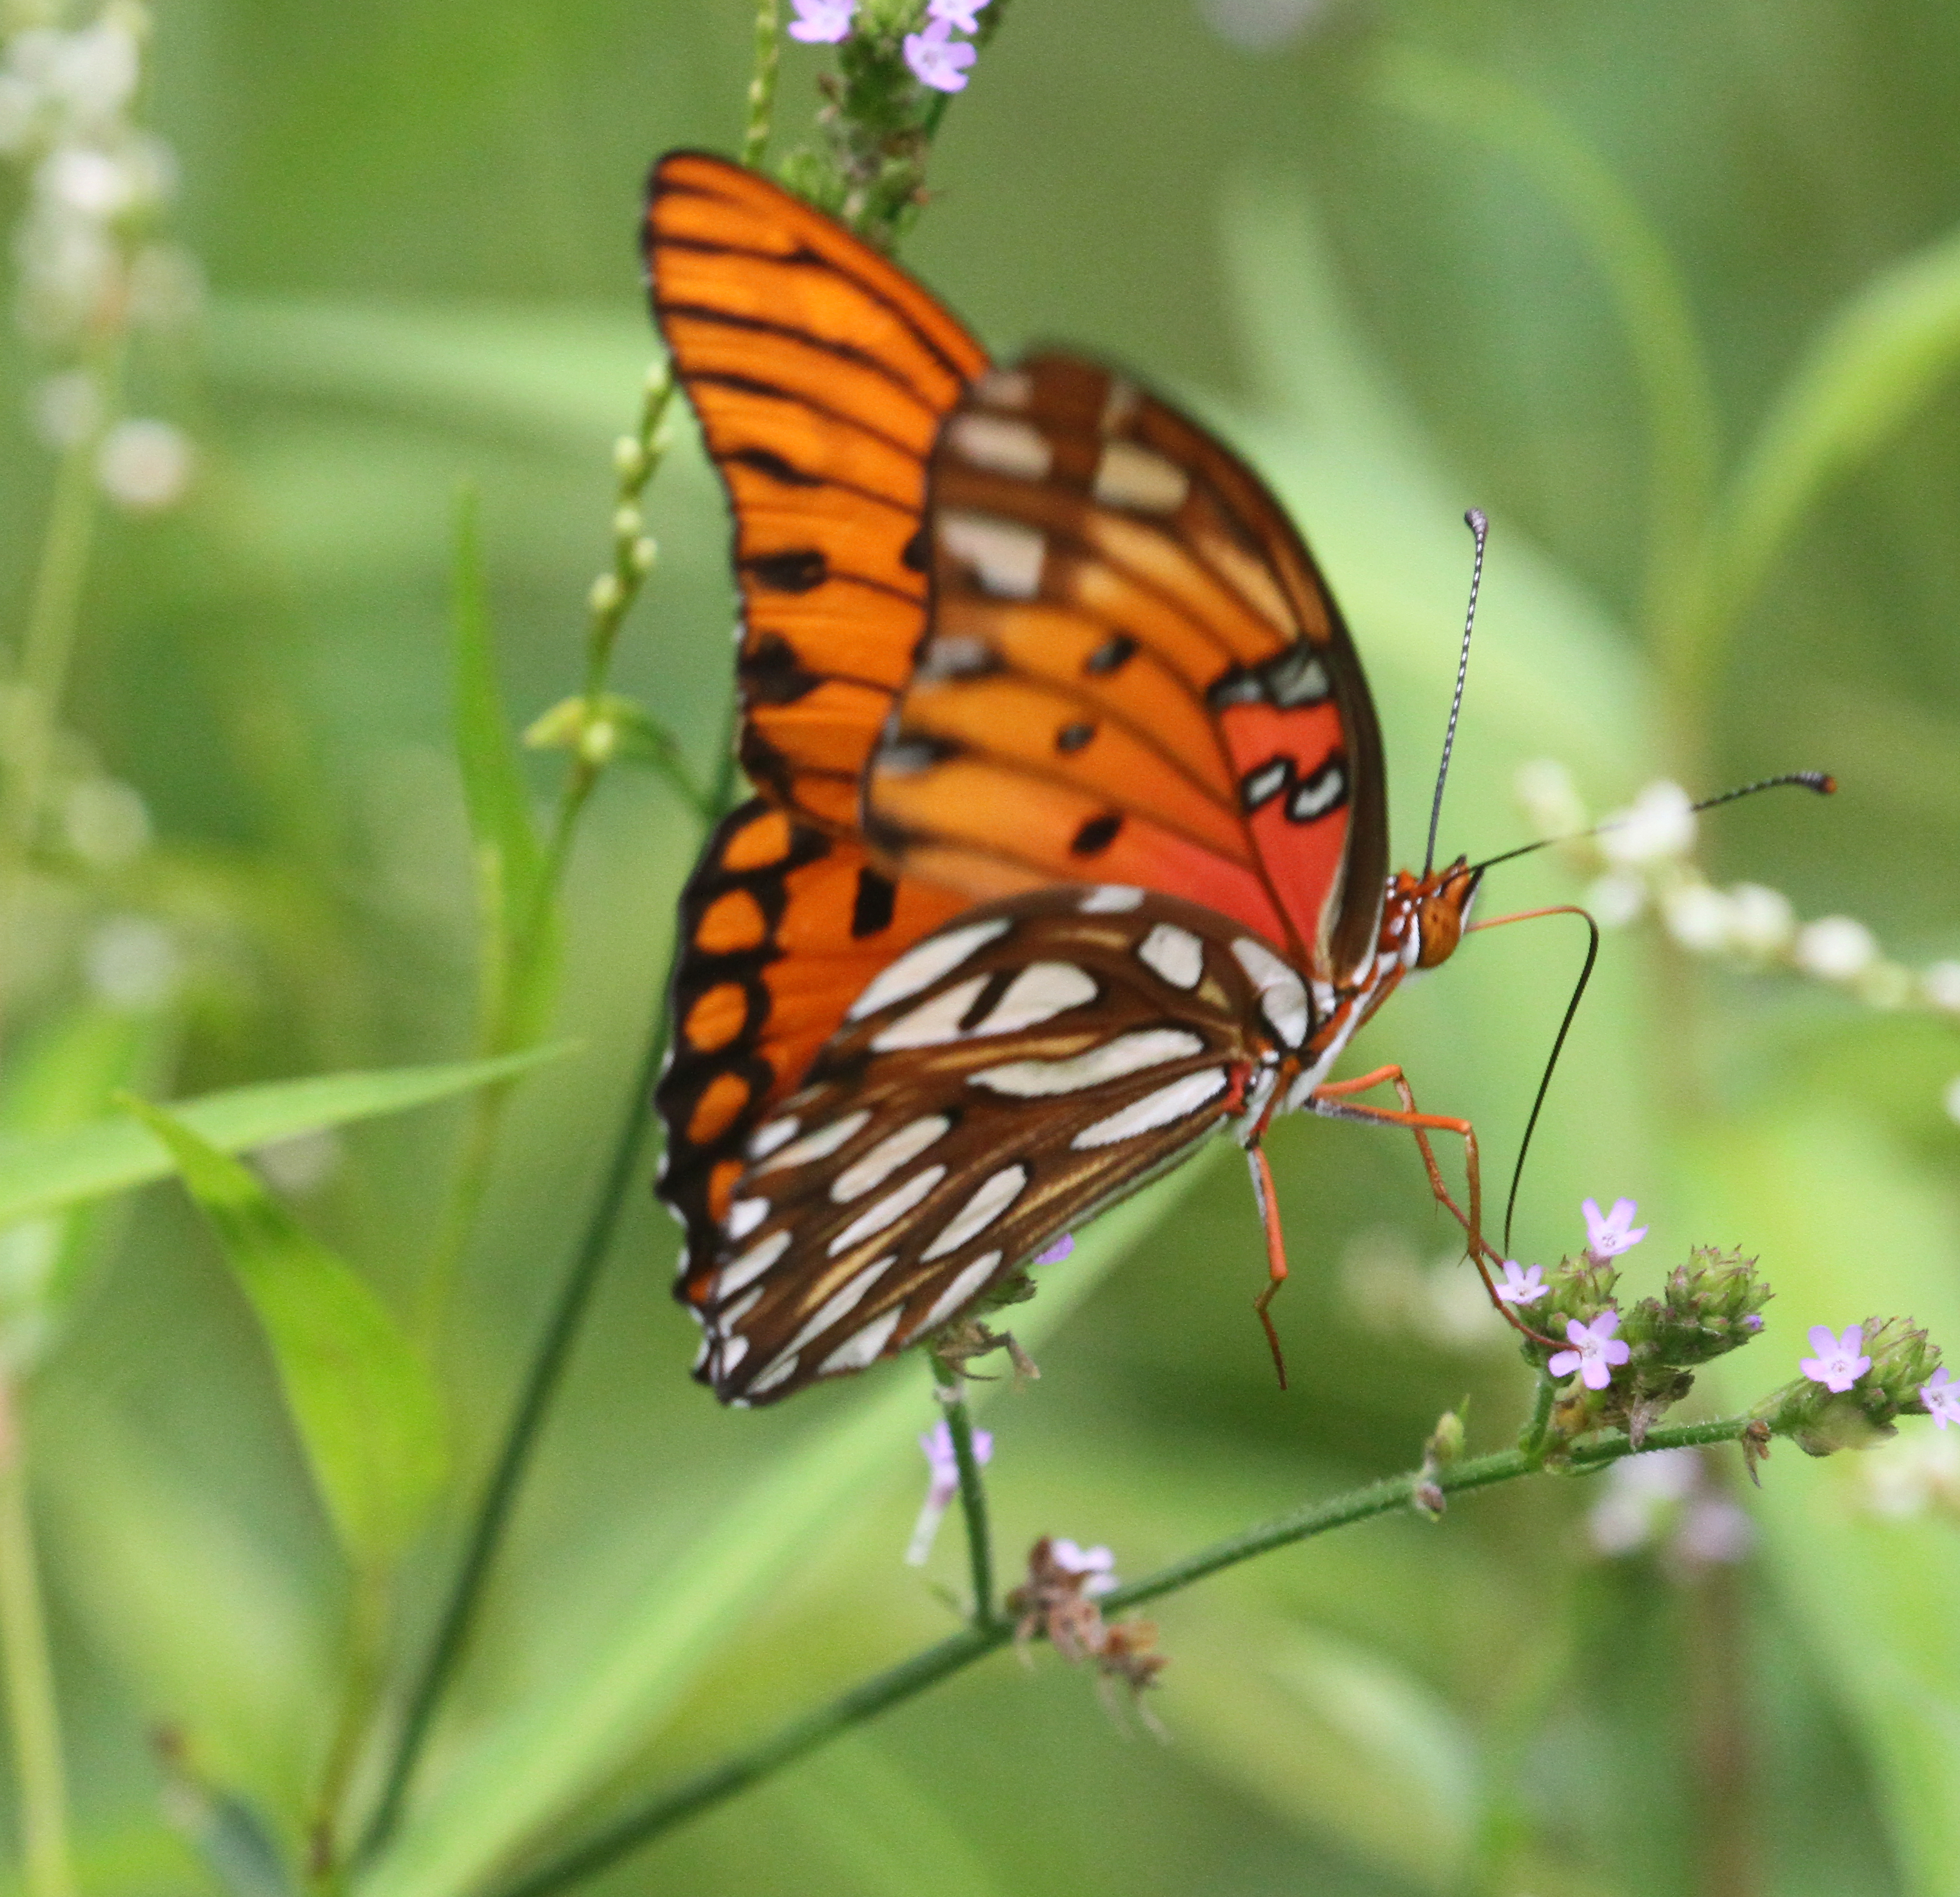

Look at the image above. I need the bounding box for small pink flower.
[1799,1324,1870,1394]
[1582,1196,1648,1262]
[928,0,989,28]
[1034,1234,1074,1265]
[1049,1537,1117,1597]
[787,0,854,43]
[1923,1366,1960,1430]
[1549,1309,1632,1391]
[904,16,977,90]
[1494,1261,1547,1306]
[905,1418,994,1566]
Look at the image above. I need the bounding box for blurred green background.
[5,1,1960,1894]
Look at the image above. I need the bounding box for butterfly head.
[1399,856,1484,971]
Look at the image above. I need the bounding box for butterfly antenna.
[1470,771,1836,878]
[1494,905,1601,1255]
[1424,508,1489,879]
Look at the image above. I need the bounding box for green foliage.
[121,1097,447,1564]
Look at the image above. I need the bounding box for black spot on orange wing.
[1056,721,1095,754]
[850,866,897,938]
[1071,812,1124,855]
[746,548,828,593]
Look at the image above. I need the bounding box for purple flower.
[1034,1233,1074,1265]
[1494,1261,1547,1306]
[928,0,989,28]
[787,0,854,42]
[1799,1324,1871,1395]
[1548,1309,1632,1391]
[904,17,977,90]
[905,1418,994,1566]
[1582,1197,1648,1262]
[1923,1366,1960,1430]
[1050,1537,1118,1597]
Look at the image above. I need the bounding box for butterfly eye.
[1415,861,1480,968]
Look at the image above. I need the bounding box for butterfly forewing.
[644,153,992,836]
[865,353,1387,983]
[656,798,970,1302]
[687,885,1320,1404]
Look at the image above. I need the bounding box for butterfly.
[645,150,1491,1406]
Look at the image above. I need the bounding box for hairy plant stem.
[928,1359,994,1625]
[742,0,780,168]
[0,1377,74,1897]
[486,1414,1760,1897]
[1517,1371,1558,1462]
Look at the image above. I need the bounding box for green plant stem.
[358,737,738,1863]
[487,1414,1761,1897]
[928,1359,994,1626]
[0,393,113,1049]
[741,0,780,168]
[1517,1372,1557,1461]
[0,1377,74,1897]
[313,1563,392,1875]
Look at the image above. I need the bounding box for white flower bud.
[612,435,646,480]
[1793,915,1878,983]
[97,418,192,511]
[1513,757,1586,837]
[63,777,151,865]
[1587,872,1647,928]
[631,535,658,575]
[39,143,133,216]
[1599,780,1696,867]
[84,914,180,1010]
[1922,962,1960,1016]
[588,573,623,616]
[1662,881,1732,954]
[1725,882,1794,957]
[612,504,643,540]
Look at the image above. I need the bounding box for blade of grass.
[0,1043,573,1230]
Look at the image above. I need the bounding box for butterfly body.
[645,153,1482,1404]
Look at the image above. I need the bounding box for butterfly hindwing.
[644,153,992,836]
[864,353,1388,983]
[685,885,1320,1404]
[656,798,971,1304]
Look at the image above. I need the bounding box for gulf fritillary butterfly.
[647,151,1493,1406]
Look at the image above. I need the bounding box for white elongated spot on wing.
[692,1336,710,1370]
[946,411,1053,480]
[716,1228,790,1298]
[827,1165,947,1257]
[980,961,1097,1031]
[745,1351,799,1396]
[1137,921,1204,989]
[819,1305,904,1375]
[756,1108,872,1172]
[785,1253,898,1356]
[1092,439,1190,513]
[1231,936,1309,1049]
[725,1197,769,1241]
[830,1114,952,1203]
[848,917,1012,1021]
[1072,1068,1231,1148]
[871,974,990,1051]
[718,1335,749,1372]
[917,1250,1004,1333]
[716,1284,765,1328]
[939,510,1045,599]
[974,368,1033,409]
[1079,885,1142,913]
[922,1164,1028,1261]
[747,1116,800,1160]
[972,1028,1205,1097]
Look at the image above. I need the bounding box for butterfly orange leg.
[1244,1143,1291,1390]
[1309,1066,1559,1348]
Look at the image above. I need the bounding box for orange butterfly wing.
[656,799,970,1307]
[644,152,992,834]
[865,354,1388,983]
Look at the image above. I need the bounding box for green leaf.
[358,1154,1224,1897]
[1675,215,1960,703]
[453,487,558,1055]
[0,1043,574,1231]
[121,1096,447,1563]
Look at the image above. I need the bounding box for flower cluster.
[1,0,199,511]
[1755,1314,1948,1455]
[787,0,990,92]
[1006,1536,1164,1726]
[1514,762,1960,1127]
